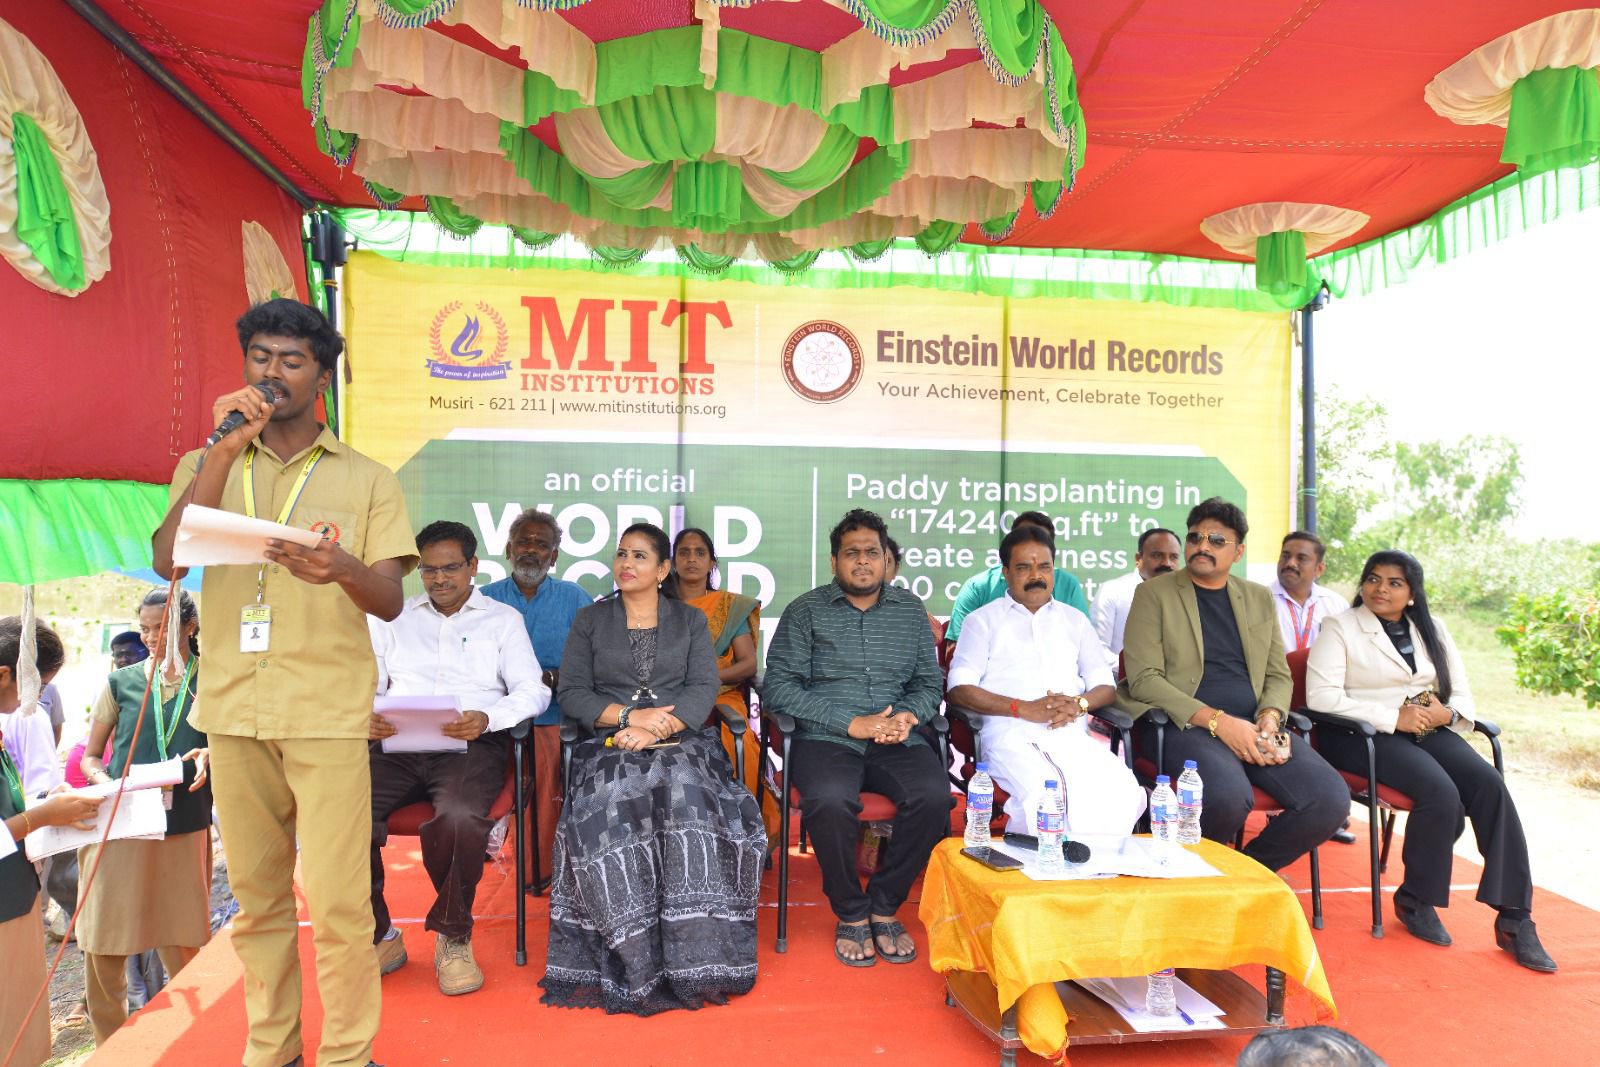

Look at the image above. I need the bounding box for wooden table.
[919,838,1333,1064]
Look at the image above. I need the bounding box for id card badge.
[161,786,175,811]
[240,605,272,652]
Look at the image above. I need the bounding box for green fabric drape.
[980,208,1020,240]
[522,69,585,127]
[510,226,559,250]
[762,123,860,191]
[1253,230,1308,295]
[598,84,717,164]
[1031,179,1063,217]
[914,219,965,254]
[363,179,405,209]
[582,162,673,210]
[766,248,822,273]
[672,161,745,229]
[9,113,85,291]
[594,26,704,105]
[846,239,894,262]
[300,0,360,110]
[1503,66,1600,176]
[677,244,736,275]
[590,245,648,267]
[844,0,963,47]
[426,196,483,236]
[1044,24,1086,163]
[969,0,1048,82]
[0,480,170,586]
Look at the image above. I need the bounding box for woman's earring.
[1407,599,1415,606]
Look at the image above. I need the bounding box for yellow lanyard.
[151,657,198,761]
[243,444,324,524]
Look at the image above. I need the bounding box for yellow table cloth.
[918,838,1335,1059]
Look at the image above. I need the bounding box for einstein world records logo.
[427,300,510,381]
[781,320,862,403]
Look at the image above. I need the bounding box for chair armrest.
[1471,716,1504,774]
[1283,709,1312,735]
[1088,704,1133,732]
[507,719,532,741]
[1472,717,1500,739]
[558,722,580,745]
[1299,709,1377,737]
[929,713,949,736]
[759,707,796,738]
[1144,707,1171,727]
[714,703,747,737]
[748,675,763,701]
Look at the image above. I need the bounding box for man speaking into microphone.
[152,299,417,1067]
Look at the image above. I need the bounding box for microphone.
[206,381,286,446]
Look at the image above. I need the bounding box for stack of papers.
[173,504,322,567]
[22,759,185,861]
[989,835,1224,881]
[375,695,467,753]
[1072,975,1227,1033]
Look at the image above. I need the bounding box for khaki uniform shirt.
[169,426,417,739]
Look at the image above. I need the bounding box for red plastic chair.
[382,721,531,964]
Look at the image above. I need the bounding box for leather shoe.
[436,935,484,996]
[376,927,408,976]
[1394,888,1451,946]
[1495,914,1557,972]
[1331,818,1357,845]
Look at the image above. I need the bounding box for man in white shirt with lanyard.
[367,520,548,998]
[1090,527,1183,669]
[946,526,1146,837]
[1272,529,1356,845]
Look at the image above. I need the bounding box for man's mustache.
[1280,566,1299,576]
[1153,565,1174,575]
[1025,580,1047,590]
[1192,553,1215,565]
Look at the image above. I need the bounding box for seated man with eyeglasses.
[1119,498,1347,871]
[366,521,549,996]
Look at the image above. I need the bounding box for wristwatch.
[618,704,634,729]
[1074,695,1090,714]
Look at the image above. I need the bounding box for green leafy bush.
[1498,587,1600,709]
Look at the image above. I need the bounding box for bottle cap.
[1043,779,1058,789]
[975,761,989,772]
[1156,774,1171,784]
[1183,759,1198,769]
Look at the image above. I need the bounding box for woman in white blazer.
[1306,550,1553,972]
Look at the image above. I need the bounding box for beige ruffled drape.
[241,220,299,305]
[1425,9,1600,127]
[0,16,112,296]
[1199,202,1370,257]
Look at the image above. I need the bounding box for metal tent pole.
[1299,284,1330,532]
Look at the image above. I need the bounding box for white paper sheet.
[75,758,185,800]
[173,504,322,567]
[989,835,1223,881]
[1070,975,1227,1033]
[24,788,168,862]
[375,695,467,754]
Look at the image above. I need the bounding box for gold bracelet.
[1207,713,1222,738]
[1255,710,1281,731]
[19,811,31,835]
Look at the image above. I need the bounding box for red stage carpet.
[89,814,1598,1066]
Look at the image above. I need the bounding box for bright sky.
[1317,206,1600,541]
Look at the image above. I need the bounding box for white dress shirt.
[369,589,549,734]
[1269,579,1350,653]
[947,594,1144,835]
[1090,569,1143,660]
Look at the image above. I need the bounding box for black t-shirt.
[1192,584,1257,718]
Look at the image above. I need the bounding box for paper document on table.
[991,835,1223,881]
[1071,976,1226,1033]
[173,504,322,567]
[376,695,468,753]
[24,788,167,862]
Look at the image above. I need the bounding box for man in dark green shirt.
[766,509,947,968]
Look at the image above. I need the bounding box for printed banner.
[344,252,1290,645]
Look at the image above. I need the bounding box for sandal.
[869,918,918,964]
[834,921,877,968]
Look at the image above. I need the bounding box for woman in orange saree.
[672,528,777,838]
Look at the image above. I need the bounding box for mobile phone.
[961,845,1024,872]
[645,738,682,749]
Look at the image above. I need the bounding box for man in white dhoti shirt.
[946,525,1147,837]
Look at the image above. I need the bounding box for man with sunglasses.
[1119,498,1347,871]
[366,520,549,996]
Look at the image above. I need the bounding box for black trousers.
[1317,726,1532,910]
[1137,716,1348,872]
[790,738,948,923]
[369,731,509,942]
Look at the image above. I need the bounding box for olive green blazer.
[1116,568,1292,726]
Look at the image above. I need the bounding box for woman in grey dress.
[542,522,765,1015]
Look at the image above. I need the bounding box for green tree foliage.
[1390,437,1522,531]
[1301,390,1391,582]
[1498,586,1600,708]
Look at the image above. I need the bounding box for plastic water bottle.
[1150,775,1177,865]
[1146,967,1178,1016]
[1035,781,1065,875]
[1176,760,1203,846]
[965,762,995,848]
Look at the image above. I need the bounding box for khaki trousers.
[209,735,379,1067]
[0,907,50,1067]
[84,945,199,1045]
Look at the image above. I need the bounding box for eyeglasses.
[1186,532,1238,548]
[418,561,470,578]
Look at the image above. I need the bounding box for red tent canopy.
[82,0,1573,259]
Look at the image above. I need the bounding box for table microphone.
[206,381,286,446]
